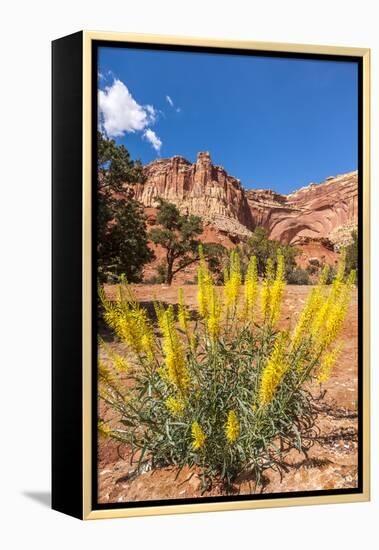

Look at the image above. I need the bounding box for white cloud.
[143,129,162,153]
[166,95,174,107]
[98,79,156,137]
[166,94,181,114]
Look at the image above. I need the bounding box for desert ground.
[98,284,358,504]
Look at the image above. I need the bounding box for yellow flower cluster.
[259,332,288,405]
[100,340,130,374]
[101,285,155,362]
[207,285,221,341]
[291,264,330,349]
[269,254,285,325]
[260,255,285,326]
[165,396,185,417]
[98,421,111,439]
[317,343,342,383]
[98,359,115,385]
[191,421,206,450]
[261,258,274,321]
[159,305,190,393]
[196,247,222,341]
[244,255,259,321]
[224,250,242,310]
[311,269,356,351]
[197,246,213,318]
[225,410,240,444]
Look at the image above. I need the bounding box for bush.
[324,266,337,285]
[240,227,298,279]
[154,262,168,284]
[98,251,355,489]
[345,230,358,282]
[306,264,318,275]
[287,268,310,285]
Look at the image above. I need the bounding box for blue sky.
[98,47,358,194]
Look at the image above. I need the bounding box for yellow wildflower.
[154,301,166,332]
[197,246,213,318]
[261,258,274,321]
[291,264,329,349]
[191,421,206,450]
[100,339,130,373]
[311,269,356,351]
[102,287,155,361]
[225,410,240,444]
[224,250,242,310]
[131,308,155,361]
[330,250,346,298]
[207,285,221,341]
[244,255,259,321]
[269,254,286,325]
[98,359,115,385]
[259,332,288,405]
[159,305,190,393]
[98,421,111,439]
[321,271,356,348]
[165,396,185,417]
[317,343,342,383]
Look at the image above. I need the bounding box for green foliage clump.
[286,268,310,285]
[345,230,358,280]
[97,132,153,282]
[240,227,298,281]
[150,199,226,285]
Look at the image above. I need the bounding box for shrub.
[306,264,318,275]
[345,230,358,282]
[324,265,337,285]
[155,262,168,284]
[240,227,298,278]
[286,268,310,285]
[98,250,355,489]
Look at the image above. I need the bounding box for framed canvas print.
[52,31,370,520]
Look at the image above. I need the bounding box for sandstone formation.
[246,171,358,247]
[132,152,253,238]
[129,152,358,249]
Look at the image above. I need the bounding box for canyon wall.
[130,152,358,248]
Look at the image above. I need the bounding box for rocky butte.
[130,151,358,254]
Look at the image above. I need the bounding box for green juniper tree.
[97,132,153,282]
[150,199,225,285]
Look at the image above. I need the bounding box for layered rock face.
[132,152,253,238]
[131,152,358,248]
[246,171,358,247]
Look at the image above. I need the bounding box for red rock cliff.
[132,152,253,238]
[246,171,358,246]
[131,152,358,247]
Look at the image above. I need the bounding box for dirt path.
[98,284,358,504]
